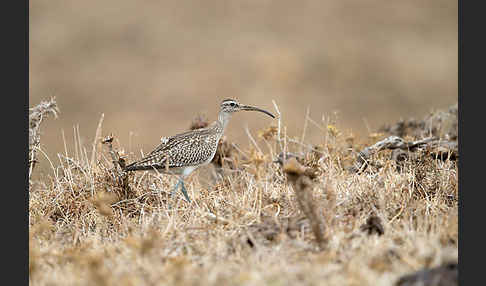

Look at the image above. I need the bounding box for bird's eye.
[230,102,236,107]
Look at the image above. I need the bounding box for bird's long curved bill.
[241,105,275,118]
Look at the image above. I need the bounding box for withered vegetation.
[29,102,458,285]
[29,97,59,182]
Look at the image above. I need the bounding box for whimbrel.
[124,99,275,202]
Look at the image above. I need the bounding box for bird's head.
[219,99,275,118]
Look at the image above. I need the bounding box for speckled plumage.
[124,122,223,174]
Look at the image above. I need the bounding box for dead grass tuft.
[29,97,59,181]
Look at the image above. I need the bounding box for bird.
[123,99,275,203]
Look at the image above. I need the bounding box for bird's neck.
[217,111,232,131]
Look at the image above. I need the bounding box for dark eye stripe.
[222,99,237,105]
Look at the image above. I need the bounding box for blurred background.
[30,0,457,173]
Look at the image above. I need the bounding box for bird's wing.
[147,129,201,155]
[125,125,217,171]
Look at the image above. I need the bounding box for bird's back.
[124,123,222,172]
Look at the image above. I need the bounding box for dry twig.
[349,136,457,173]
[283,158,327,250]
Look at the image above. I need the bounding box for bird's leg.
[171,177,191,203]
[179,180,191,203]
[171,179,181,198]
[167,179,182,210]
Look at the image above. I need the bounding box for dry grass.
[29,105,457,285]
